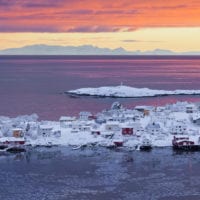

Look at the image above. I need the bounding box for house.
[12,128,24,138]
[121,124,134,135]
[170,121,187,135]
[53,130,61,138]
[38,125,53,137]
[134,106,154,116]
[95,114,106,124]
[79,111,92,121]
[192,113,200,125]
[186,104,196,113]
[105,123,120,132]
[59,116,76,128]
[165,101,188,112]
[79,125,91,132]
[146,122,162,135]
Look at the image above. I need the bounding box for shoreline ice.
[67,85,200,98]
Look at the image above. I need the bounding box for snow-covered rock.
[67,85,200,98]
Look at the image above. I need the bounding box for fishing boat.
[172,136,200,151]
[140,138,152,151]
[0,137,26,153]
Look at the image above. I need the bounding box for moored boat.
[140,138,152,151]
[172,136,200,151]
[6,146,26,153]
[0,137,26,153]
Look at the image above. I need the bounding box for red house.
[122,127,134,135]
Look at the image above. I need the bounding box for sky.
[0,0,200,52]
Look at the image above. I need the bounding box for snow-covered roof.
[79,111,92,116]
[12,128,23,131]
[135,106,154,110]
[59,116,76,121]
[146,123,161,129]
[39,125,53,130]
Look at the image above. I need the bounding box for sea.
[0,55,200,120]
[1,55,200,200]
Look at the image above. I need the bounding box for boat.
[0,137,26,153]
[72,145,82,150]
[140,138,152,151]
[0,144,8,150]
[172,136,200,151]
[44,142,53,148]
[6,146,26,153]
[113,138,124,147]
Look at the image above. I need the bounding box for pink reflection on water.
[1,56,200,119]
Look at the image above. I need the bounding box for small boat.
[6,146,26,153]
[113,140,123,147]
[112,138,124,148]
[72,145,82,150]
[44,142,53,148]
[0,138,26,153]
[140,139,152,151]
[0,145,8,150]
[72,144,88,150]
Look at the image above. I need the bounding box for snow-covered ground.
[1,101,200,150]
[67,85,200,97]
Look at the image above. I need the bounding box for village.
[1,101,200,152]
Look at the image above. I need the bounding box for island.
[67,85,200,98]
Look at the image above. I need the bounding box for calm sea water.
[0,55,200,120]
[1,147,200,200]
[1,56,200,200]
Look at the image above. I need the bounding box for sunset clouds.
[0,0,200,32]
[0,0,200,52]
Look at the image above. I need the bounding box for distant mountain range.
[0,44,200,55]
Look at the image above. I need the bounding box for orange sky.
[0,0,200,51]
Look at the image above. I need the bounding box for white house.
[105,122,120,132]
[53,130,61,138]
[146,122,163,135]
[79,111,92,121]
[186,104,196,113]
[170,121,187,135]
[38,125,53,137]
[59,116,76,128]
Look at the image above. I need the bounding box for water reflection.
[1,147,200,199]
